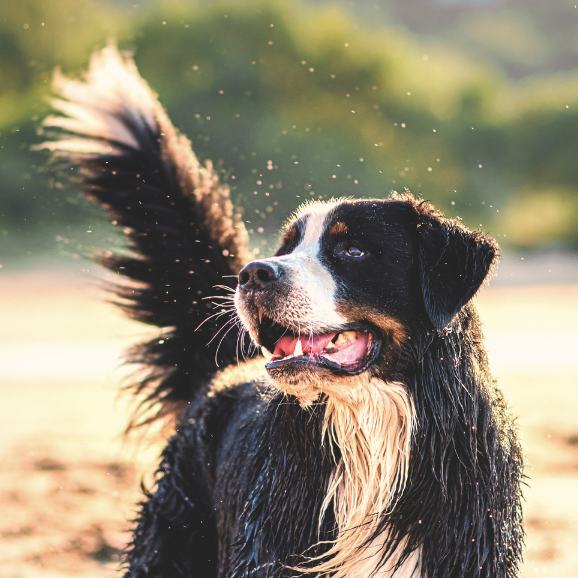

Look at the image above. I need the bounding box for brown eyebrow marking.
[284,227,297,244]
[330,222,348,236]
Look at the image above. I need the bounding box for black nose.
[238,261,280,290]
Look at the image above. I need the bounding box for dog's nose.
[238,261,280,290]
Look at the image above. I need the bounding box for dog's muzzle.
[236,260,381,377]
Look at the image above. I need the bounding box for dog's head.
[234,194,498,404]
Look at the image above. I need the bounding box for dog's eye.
[346,246,365,258]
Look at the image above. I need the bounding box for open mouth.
[257,313,380,376]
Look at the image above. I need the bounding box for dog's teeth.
[262,347,273,361]
[334,333,348,345]
[258,309,263,323]
[294,340,303,356]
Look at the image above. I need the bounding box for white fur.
[41,45,158,154]
[293,378,420,577]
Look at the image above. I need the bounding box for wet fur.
[41,47,524,577]
[315,379,416,577]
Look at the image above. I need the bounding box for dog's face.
[235,197,497,403]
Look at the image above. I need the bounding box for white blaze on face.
[270,202,346,333]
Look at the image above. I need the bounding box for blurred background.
[1,0,577,576]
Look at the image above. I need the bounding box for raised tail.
[40,45,251,427]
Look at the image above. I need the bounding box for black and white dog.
[42,47,524,577]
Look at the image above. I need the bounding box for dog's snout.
[238,261,280,290]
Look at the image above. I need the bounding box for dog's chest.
[337,537,422,578]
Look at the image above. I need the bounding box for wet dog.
[41,47,524,577]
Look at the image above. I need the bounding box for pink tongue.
[325,333,371,366]
[273,332,371,368]
[274,333,336,358]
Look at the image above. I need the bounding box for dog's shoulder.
[176,358,269,460]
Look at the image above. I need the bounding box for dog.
[41,46,524,577]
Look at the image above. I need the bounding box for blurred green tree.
[1,0,578,262]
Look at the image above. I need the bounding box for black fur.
[42,48,523,577]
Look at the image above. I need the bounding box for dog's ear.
[417,217,498,330]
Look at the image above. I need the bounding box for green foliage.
[1,0,578,262]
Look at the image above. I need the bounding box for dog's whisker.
[202,295,236,302]
[213,321,242,366]
[237,326,253,363]
[195,306,238,332]
[211,284,237,293]
[206,316,239,347]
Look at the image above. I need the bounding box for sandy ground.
[1,267,577,577]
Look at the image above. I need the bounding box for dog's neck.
[292,377,417,577]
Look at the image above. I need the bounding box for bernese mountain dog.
[40,46,524,577]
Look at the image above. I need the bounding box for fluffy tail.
[40,45,251,428]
